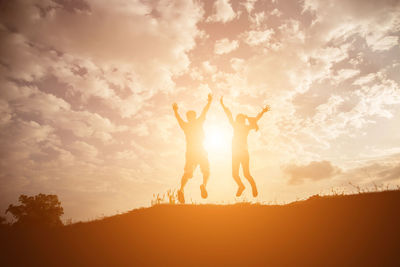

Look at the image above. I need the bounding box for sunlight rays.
[204,123,232,155]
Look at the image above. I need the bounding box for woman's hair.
[247,116,259,131]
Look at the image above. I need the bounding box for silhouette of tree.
[6,194,64,228]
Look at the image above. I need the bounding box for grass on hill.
[1,189,400,266]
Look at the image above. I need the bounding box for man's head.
[236,113,246,124]
[186,110,197,122]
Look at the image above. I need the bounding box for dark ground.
[2,190,400,266]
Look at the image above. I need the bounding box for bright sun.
[204,124,232,154]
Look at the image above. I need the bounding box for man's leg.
[178,157,194,204]
[202,171,209,187]
[199,174,209,199]
[180,172,191,192]
[242,151,257,197]
[199,153,210,198]
[178,172,192,204]
[232,154,245,197]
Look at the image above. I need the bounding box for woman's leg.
[242,151,258,197]
[232,153,245,196]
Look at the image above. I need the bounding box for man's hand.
[207,93,213,103]
[172,103,178,111]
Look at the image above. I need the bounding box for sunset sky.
[1,0,399,221]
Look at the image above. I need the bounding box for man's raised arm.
[220,97,234,125]
[199,93,213,122]
[172,103,185,129]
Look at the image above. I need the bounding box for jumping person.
[220,97,270,197]
[173,94,213,204]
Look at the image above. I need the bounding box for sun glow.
[204,124,232,155]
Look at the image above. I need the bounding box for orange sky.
[1,0,400,221]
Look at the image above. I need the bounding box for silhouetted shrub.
[6,194,64,228]
[151,189,177,205]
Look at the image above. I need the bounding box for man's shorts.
[184,150,210,177]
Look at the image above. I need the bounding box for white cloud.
[339,153,400,185]
[206,0,237,23]
[367,35,399,51]
[214,38,239,54]
[0,99,12,127]
[116,150,138,161]
[301,0,400,50]
[0,0,204,117]
[302,0,319,12]
[314,95,345,123]
[270,8,282,17]
[353,73,376,86]
[1,0,400,220]
[244,29,274,46]
[241,0,257,14]
[69,141,100,163]
[230,58,245,71]
[284,160,341,185]
[249,11,267,28]
[354,78,400,118]
[333,69,360,84]
[202,61,217,73]
[278,20,305,44]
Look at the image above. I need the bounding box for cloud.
[1,0,399,220]
[206,0,237,23]
[0,99,12,127]
[230,58,245,71]
[339,153,400,185]
[214,38,239,54]
[367,35,399,51]
[270,8,282,17]
[354,78,400,118]
[202,61,217,73]
[353,73,376,86]
[0,0,204,116]
[244,29,274,46]
[332,69,360,84]
[0,0,206,219]
[241,0,257,14]
[69,141,100,164]
[249,11,267,28]
[377,163,400,181]
[284,161,341,185]
[302,0,400,48]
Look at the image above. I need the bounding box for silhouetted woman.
[220,97,270,197]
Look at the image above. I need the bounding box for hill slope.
[3,190,400,266]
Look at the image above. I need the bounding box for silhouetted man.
[220,97,270,197]
[173,94,213,203]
